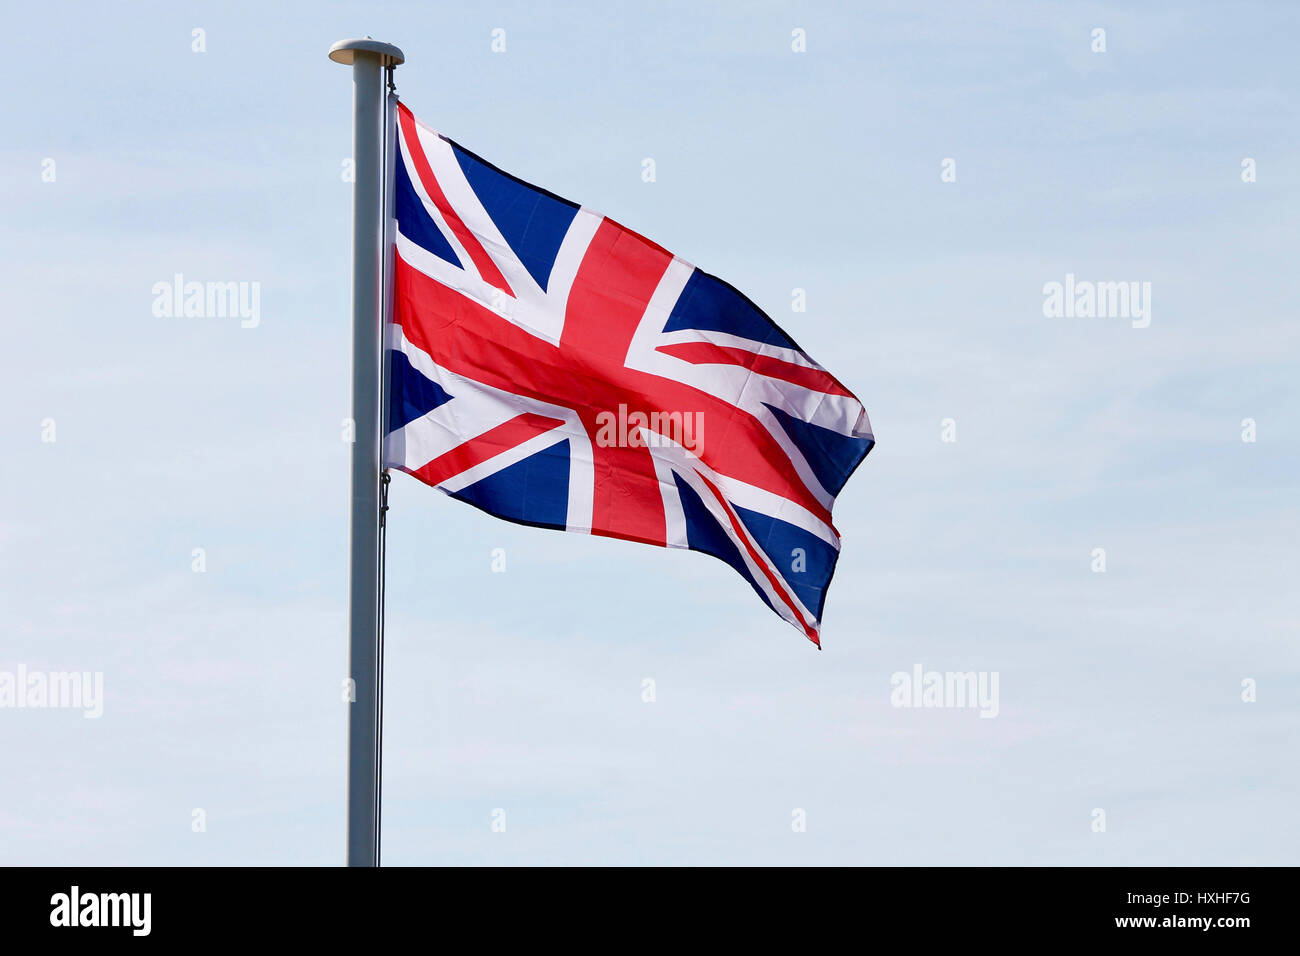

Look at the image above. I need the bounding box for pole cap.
[328,38,405,66]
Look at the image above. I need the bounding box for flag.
[384,102,874,645]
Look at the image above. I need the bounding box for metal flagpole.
[328,36,405,868]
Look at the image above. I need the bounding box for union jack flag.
[385,102,874,645]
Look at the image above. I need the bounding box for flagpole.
[329,36,405,868]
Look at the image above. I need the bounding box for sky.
[1,0,1297,865]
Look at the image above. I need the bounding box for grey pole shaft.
[330,37,405,868]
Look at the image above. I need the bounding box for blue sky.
[1,0,1297,864]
